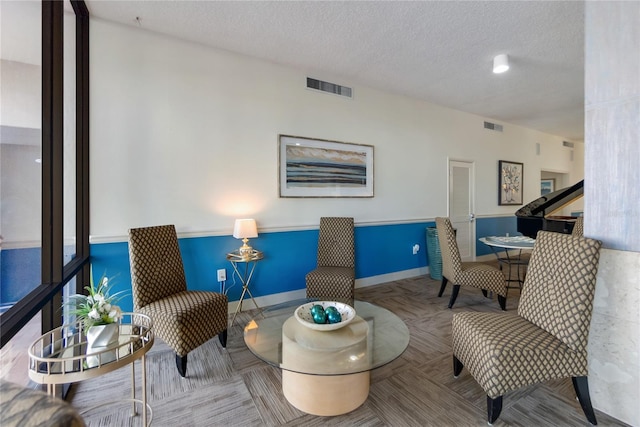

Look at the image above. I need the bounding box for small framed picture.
[541,178,555,196]
[498,160,523,205]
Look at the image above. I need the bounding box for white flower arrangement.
[68,271,125,330]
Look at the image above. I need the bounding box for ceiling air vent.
[563,141,574,148]
[307,77,352,98]
[484,121,503,132]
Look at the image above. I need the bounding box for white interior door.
[449,160,476,261]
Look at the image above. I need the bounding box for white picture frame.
[279,135,374,198]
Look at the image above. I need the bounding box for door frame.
[447,159,476,261]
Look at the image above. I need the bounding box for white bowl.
[294,301,356,331]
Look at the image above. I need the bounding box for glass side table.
[28,313,154,426]
[226,249,264,326]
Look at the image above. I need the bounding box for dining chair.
[128,224,228,377]
[305,217,355,305]
[572,216,584,237]
[435,217,507,310]
[451,231,602,425]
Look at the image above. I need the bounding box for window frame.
[0,0,90,348]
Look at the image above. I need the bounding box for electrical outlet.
[412,244,420,255]
[217,269,226,282]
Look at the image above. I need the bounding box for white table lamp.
[233,218,258,257]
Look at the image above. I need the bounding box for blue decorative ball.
[326,309,342,324]
[312,310,327,324]
[310,305,325,315]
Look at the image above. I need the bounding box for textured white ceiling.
[86,0,585,141]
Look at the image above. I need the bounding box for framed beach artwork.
[541,178,555,195]
[498,160,523,205]
[278,135,374,198]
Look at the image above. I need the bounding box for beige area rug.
[70,276,629,427]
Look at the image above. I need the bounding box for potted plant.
[67,270,125,367]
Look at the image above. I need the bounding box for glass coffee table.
[244,299,410,416]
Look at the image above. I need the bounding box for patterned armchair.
[1,380,85,427]
[451,231,602,425]
[435,217,507,310]
[572,216,584,237]
[305,217,355,305]
[128,225,228,377]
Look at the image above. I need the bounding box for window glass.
[0,0,42,313]
[0,312,41,386]
[0,0,42,387]
[63,1,77,268]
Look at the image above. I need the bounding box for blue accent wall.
[356,222,433,277]
[1,216,523,311]
[88,221,435,312]
[89,242,134,311]
[475,216,519,256]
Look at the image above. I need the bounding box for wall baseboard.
[228,267,430,313]
[355,267,429,288]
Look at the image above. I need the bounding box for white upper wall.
[0,60,41,129]
[89,19,582,240]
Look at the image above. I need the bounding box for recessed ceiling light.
[493,54,509,74]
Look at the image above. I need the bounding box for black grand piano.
[516,180,584,238]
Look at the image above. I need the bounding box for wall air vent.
[563,141,574,148]
[484,121,503,132]
[307,77,352,98]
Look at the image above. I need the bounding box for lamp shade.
[493,54,509,74]
[233,219,258,239]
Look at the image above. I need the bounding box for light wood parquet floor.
[70,275,630,427]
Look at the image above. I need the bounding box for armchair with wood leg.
[305,217,355,306]
[451,231,602,425]
[572,216,584,237]
[128,224,228,378]
[435,217,507,310]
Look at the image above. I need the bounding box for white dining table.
[479,236,535,295]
